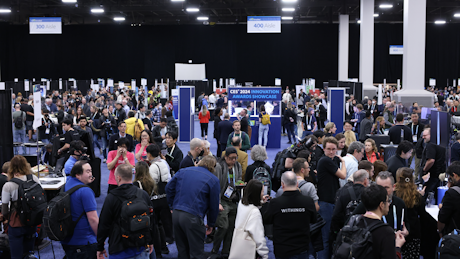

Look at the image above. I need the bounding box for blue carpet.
[37,118,292,258]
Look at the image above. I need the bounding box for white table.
[426,206,439,221]
[39,176,66,191]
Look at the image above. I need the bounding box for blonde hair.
[344,130,356,147]
[373,116,385,130]
[324,122,336,133]
[365,139,378,153]
[201,105,208,116]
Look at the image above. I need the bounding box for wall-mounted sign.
[389,45,403,55]
[29,17,62,34]
[247,16,281,33]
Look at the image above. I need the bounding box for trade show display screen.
[229,100,280,117]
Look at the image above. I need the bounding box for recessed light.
[62,0,77,3]
[282,0,297,2]
[114,17,125,21]
[379,4,393,8]
[282,8,295,12]
[197,16,209,21]
[0,9,11,13]
[435,20,446,24]
[186,8,199,12]
[282,16,293,20]
[171,0,185,1]
[91,8,104,13]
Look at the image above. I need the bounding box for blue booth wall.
[229,116,281,149]
[178,86,195,142]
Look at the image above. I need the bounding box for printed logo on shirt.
[281,208,306,213]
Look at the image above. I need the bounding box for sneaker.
[287,141,292,144]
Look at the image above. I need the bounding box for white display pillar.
[393,0,435,107]
[338,15,349,81]
[359,0,376,98]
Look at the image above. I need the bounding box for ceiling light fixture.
[374,13,379,17]
[435,20,446,24]
[281,16,293,20]
[282,0,297,2]
[282,8,295,12]
[197,16,209,20]
[454,13,460,17]
[0,9,11,13]
[62,0,77,3]
[171,0,185,2]
[186,8,199,12]
[357,20,361,23]
[91,8,104,13]
[379,4,393,8]
[114,17,125,21]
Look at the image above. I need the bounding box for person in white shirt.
[340,141,365,187]
[231,179,270,259]
[282,89,294,104]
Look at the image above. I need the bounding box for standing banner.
[172,89,179,120]
[24,80,30,92]
[33,85,42,130]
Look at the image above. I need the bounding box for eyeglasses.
[386,199,392,204]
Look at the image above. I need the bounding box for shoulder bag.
[229,207,258,259]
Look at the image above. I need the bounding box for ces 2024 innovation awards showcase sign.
[29,17,62,34]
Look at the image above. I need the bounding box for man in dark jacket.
[179,138,205,169]
[152,118,168,146]
[359,110,373,141]
[114,101,127,127]
[438,162,460,236]
[263,171,317,258]
[97,164,154,258]
[217,114,234,153]
[165,131,183,174]
[166,156,220,259]
[388,113,412,144]
[108,121,134,152]
[386,140,414,180]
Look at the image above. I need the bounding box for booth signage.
[228,87,282,100]
[29,17,62,34]
[389,45,403,55]
[247,16,281,33]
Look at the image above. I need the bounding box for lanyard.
[307,116,312,126]
[393,205,397,230]
[169,145,175,156]
[227,168,235,185]
[412,124,418,135]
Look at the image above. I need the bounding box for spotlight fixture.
[282,8,295,12]
[186,8,199,12]
[91,8,104,13]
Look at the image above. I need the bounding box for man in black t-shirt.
[421,127,446,199]
[388,113,412,145]
[438,163,460,236]
[316,137,347,259]
[58,119,81,155]
[20,98,35,141]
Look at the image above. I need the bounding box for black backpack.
[167,119,178,134]
[271,149,296,191]
[116,189,152,248]
[14,111,24,129]
[10,175,47,226]
[332,215,386,259]
[438,229,460,259]
[42,185,89,241]
[345,187,361,218]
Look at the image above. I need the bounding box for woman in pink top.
[198,105,210,140]
[135,129,154,162]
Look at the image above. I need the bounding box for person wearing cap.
[64,140,87,176]
[212,147,243,257]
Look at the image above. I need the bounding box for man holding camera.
[64,140,89,176]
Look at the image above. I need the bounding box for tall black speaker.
[0,89,14,166]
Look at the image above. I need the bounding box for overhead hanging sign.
[389,45,403,55]
[228,87,282,100]
[29,17,62,34]
[247,16,281,33]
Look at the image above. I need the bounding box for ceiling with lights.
[0,0,459,25]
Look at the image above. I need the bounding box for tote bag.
[228,207,258,259]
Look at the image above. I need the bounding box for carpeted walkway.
[36,118,293,258]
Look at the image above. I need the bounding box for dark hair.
[260,105,265,112]
[447,161,460,181]
[214,107,222,116]
[292,158,307,175]
[361,184,388,211]
[2,162,10,174]
[166,131,178,140]
[141,129,154,143]
[62,119,72,126]
[231,137,241,147]
[242,179,263,206]
[128,111,135,118]
[70,161,89,177]
[116,137,130,149]
[358,160,374,172]
[165,111,172,117]
[146,143,161,158]
[138,103,145,110]
[78,116,87,122]
[160,118,167,123]
[42,108,49,114]
[118,121,126,127]
[296,150,311,160]
[343,121,353,126]
[396,113,404,122]
[145,110,152,116]
[365,110,371,118]
[396,140,413,156]
[313,130,325,139]
[335,133,345,141]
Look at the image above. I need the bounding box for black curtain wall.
[1,22,460,89]
[0,90,14,166]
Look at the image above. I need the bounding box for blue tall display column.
[327,88,345,134]
[178,86,195,142]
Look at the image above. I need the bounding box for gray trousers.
[172,210,206,259]
[212,199,238,255]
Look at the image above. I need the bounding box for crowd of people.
[1,85,460,259]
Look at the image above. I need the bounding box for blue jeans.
[285,123,296,143]
[13,129,27,154]
[317,201,334,259]
[8,225,37,259]
[276,250,309,259]
[62,243,97,259]
[100,134,108,159]
[93,133,102,150]
[302,131,313,139]
[258,124,269,147]
[126,249,150,259]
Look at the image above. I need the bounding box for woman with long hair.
[324,122,337,137]
[73,107,86,126]
[1,155,42,259]
[363,139,383,163]
[229,179,269,259]
[334,133,347,157]
[372,116,386,135]
[394,167,425,259]
[372,160,388,182]
[135,129,154,162]
[199,105,210,140]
